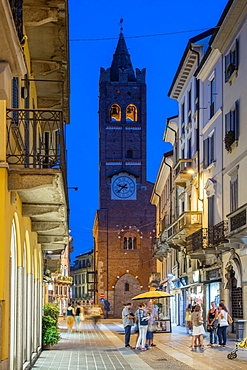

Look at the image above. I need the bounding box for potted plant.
[42,303,60,349]
[224,130,235,153]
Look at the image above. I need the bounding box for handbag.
[148,322,157,332]
[228,314,233,324]
[207,324,214,332]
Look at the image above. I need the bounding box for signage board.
[100,298,104,302]
[100,293,105,298]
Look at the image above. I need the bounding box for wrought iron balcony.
[186,221,229,256]
[165,211,202,249]
[6,108,66,173]
[227,203,247,243]
[8,0,23,43]
[173,159,194,187]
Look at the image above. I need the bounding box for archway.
[10,220,17,370]
[114,273,141,317]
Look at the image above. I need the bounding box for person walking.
[75,302,82,332]
[135,303,150,351]
[122,302,134,348]
[66,303,75,333]
[185,304,192,334]
[207,301,218,346]
[217,302,229,347]
[191,305,205,349]
[146,300,158,348]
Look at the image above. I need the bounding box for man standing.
[122,302,134,348]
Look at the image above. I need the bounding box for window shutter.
[210,134,215,163]
[235,39,239,69]
[225,112,231,134]
[203,138,209,168]
[225,53,231,82]
[235,100,239,140]
[208,196,215,227]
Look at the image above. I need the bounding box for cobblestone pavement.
[32,319,247,370]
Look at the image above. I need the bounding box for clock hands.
[117,184,128,193]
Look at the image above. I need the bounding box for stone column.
[26,273,33,364]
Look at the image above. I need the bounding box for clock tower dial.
[111,174,136,200]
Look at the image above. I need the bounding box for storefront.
[204,268,221,314]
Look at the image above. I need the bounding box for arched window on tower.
[110,104,121,121]
[126,104,137,121]
[123,232,137,250]
[126,149,133,158]
[125,283,130,292]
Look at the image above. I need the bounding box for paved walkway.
[32,319,247,370]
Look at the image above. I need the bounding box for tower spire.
[110,22,136,82]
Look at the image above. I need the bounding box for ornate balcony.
[164,211,202,249]
[6,108,68,253]
[186,221,229,259]
[173,159,194,187]
[227,203,247,244]
[152,238,171,261]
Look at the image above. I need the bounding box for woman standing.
[217,302,229,347]
[191,305,205,349]
[207,301,218,346]
[185,304,192,334]
[66,302,75,333]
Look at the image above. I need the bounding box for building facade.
[93,32,156,318]
[152,0,247,334]
[70,250,94,305]
[0,1,70,369]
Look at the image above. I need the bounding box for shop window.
[110,104,121,121]
[125,283,130,291]
[126,104,137,121]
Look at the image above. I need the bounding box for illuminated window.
[126,104,137,121]
[110,104,121,121]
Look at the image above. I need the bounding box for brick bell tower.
[93,29,156,318]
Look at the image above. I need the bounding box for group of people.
[185,300,231,349]
[64,302,103,332]
[122,301,158,350]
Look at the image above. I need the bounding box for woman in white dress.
[191,305,205,349]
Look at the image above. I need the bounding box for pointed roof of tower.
[110,32,136,82]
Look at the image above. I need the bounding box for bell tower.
[94,29,156,318]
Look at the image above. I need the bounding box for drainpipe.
[164,156,173,225]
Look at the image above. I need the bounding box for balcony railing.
[8,0,23,43]
[186,221,229,254]
[173,159,194,186]
[227,203,247,234]
[6,108,66,171]
[165,211,202,245]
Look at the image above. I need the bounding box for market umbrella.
[131,291,173,300]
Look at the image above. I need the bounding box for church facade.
[93,32,156,318]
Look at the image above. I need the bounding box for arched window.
[123,234,137,250]
[126,104,137,121]
[110,104,121,121]
[126,149,133,158]
[125,283,130,291]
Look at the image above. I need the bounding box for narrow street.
[32,319,247,370]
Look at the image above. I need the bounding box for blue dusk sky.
[67,0,229,261]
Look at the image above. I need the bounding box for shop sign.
[207,269,220,281]
[173,289,181,294]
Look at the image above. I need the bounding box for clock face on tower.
[111,174,136,200]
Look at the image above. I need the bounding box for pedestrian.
[135,303,150,351]
[90,304,103,325]
[217,302,229,347]
[190,305,205,349]
[207,301,218,346]
[146,300,158,348]
[66,302,75,333]
[75,301,82,332]
[122,302,135,348]
[62,306,66,320]
[185,304,192,334]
